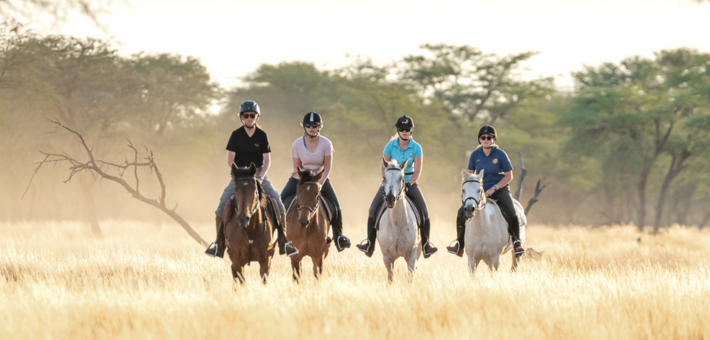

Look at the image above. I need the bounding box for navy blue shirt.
[468,146,513,191]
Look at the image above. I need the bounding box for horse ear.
[382,157,388,169]
[249,162,257,176]
[462,169,469,180]
[477,169,485,179]
[400,158,408,169]
[231,163,239,178]
[313,170,324,182]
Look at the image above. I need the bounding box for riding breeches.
[215,175,285,217]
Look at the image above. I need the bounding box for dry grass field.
[1,220,709,340]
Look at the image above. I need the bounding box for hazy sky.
[44,0,710,89]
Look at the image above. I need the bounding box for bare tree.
[514,151,546,215]
[25,119,208,246]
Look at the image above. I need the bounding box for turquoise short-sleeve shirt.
[383,138,423,183]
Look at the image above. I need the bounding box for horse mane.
[298,169,320,184]
[386,159,401,170]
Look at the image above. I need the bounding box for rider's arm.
[487,171,513,197]
[292,157,302,179]
[381,155,391,178]
[409,156,422,184]
[319,154,332,186]
[259,153,270,179]
[227,151,236,167]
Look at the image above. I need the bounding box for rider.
[205,100,298,258]
[356,115,438,258]
[446,125,525,257]
[280,112,352,252]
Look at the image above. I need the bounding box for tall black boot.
[508,216,525,257]
[420,218,438,258]
[205,214,226,258]
[356,217,377,257]
[446,207,466,257]
[276,211,298,257]
[331,210,351,252]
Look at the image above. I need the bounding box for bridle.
[297,181,321,222]
[234,177,261,216]
[462,178,485,211]
[384,167,406,202]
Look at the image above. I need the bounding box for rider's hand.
[405,182,412,192]
[485,188,495,197]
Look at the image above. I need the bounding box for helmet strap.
[304,128,319,139]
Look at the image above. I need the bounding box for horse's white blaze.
[243,182,248,186]
[307,185,310,191]
[378,160,418,282]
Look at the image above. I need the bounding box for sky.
[37,0,710,89]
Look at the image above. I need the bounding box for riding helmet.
[478,125,496,139]
[239,100,260,114]
[394,115,414,130]
[302,112,323,126]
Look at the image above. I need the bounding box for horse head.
[231,162,261,228]
[296,167,323,228]
[462,169,486,218]
[382,158,408,209]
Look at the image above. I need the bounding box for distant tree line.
[2,22,709,231]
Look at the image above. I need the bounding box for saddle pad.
[375,197,422,230]
[285,195,334,222]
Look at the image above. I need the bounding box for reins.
[462,178,485,211]
[296,181,321,222]
[385,167,406,201]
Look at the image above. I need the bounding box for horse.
[286,167,331,282]
[378,158,420,282]
[223,163,276,284]
[461,169,524,276]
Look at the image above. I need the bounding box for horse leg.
[467,255,481,278]
[232,262,245,284]
[490,255,500,271]
[259,256,272,285]
[511,250,519,272]
[383,254,394,283]
[313,255,323,280]
[290,256,302,283]
[406,250,417,283]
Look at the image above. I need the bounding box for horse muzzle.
[464,205,476,219]
[385,193,396,208]
[237,216,250,228]
[298,216,310,228]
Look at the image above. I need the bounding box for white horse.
[378,159,420,282]
[461,170,525,276]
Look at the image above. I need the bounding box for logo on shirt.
[493,158,498,164]
[254,143,260,148]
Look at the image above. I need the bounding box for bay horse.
[378,159,420,282]
[223,163,276,284]
[286,168,331,282]
[461,170,525,276]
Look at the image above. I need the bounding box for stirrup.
[285,241,299,257]
[356,239,371,252]
[335,235,351,252]
[446,240,461,254]
[422,242,438,258]
[513,240,525,256]
[205,242,218,257]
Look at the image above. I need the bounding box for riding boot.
[276,211,299,257]
[331,210,351,252]
[356,217,377,257]
[446,209,466,257]
[508,216,525,257]
[420,218,438,258]
[205,214,226,258]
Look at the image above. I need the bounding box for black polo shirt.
[226,126,271,168]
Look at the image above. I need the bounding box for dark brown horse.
[286,168,331,282]
[223,163,276,284]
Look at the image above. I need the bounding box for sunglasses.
[304,123,320,129]
[398,128,411,132]
[241,113,257,119]
[480,136,494,141]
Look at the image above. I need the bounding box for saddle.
[284,195,335,222]
[374,196,423,231]
[485,198,527,229]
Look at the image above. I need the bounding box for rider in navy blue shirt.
[446,125,525,257]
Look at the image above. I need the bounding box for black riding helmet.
[302,111,323,127]
[395,115,414,130]
[478,125,496,144]
[239,100,260,114]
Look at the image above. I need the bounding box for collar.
[391,137,416,150]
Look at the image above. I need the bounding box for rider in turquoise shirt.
[382,137,422,183]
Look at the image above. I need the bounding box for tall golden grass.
[1,220,709,339]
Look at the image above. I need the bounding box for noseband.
[462,178,485,211]
[384,167,406,202]
[297,182,321,222]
